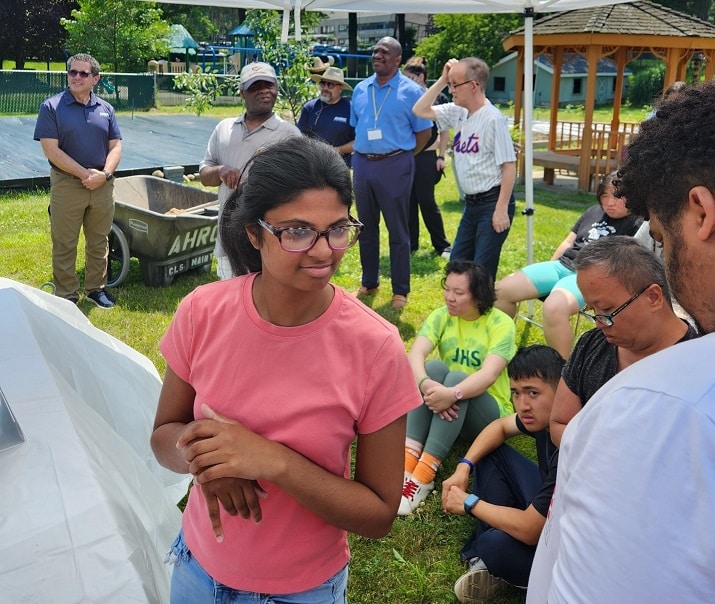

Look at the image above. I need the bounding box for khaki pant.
[49,169,114,298]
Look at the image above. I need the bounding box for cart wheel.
[107,223,130,287]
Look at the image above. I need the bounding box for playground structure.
[147,44,375,78]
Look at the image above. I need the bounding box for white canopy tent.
[145,0,628,264]
[0,279,187,602]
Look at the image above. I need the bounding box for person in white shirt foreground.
[526,79,715,604]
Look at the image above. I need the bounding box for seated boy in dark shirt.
[441,345,564,603]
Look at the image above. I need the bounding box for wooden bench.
[528,121,638,191]
[532,151,580,184]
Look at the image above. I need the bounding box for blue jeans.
[167,531,349,604]
[450,193,515,281]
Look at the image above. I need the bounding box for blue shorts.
[167,530,349,604]
[520,260,584,308]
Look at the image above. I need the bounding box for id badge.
[367,128,383,141]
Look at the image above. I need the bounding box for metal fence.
[0,70,161,114]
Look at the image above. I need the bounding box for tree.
[156,4,246,45]
[0,0,76,69]
[173,9,322,120]
[658,0,713,21]
[62,0,170,73]
[347,12,358,77]
[415,13,522,75]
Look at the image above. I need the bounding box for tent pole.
[523,6,535,267]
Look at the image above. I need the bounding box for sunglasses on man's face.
[68,69,94,78]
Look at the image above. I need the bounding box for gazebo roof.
[519,1,715,39]
[504,0,715,53]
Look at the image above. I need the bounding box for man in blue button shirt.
[350,37,433,310]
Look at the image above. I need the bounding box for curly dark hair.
[441,259,496,314]
[219,137,353,275]
[618,80,715,230]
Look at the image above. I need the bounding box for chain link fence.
[0,70,246,114]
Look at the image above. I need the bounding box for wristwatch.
[453,388,464,401]
[463,493,480,516]
[104,171,113,181]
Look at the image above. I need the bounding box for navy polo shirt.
[34,88,122,170]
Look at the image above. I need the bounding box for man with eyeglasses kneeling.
[298,66,355,168]
[549,235,698,448]
[34,53,122,309]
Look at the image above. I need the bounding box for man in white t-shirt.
[413,57,516,280]
[527,80,715,603]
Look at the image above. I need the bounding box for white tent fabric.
[0,278,187,603]
[143,0,628,262]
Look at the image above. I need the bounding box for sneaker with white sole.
[397,477,434,516]
[87,290,115,309]
[454,558,506,603]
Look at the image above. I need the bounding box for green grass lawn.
[0,164,593,603]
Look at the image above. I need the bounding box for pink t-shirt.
[160,274,421,593]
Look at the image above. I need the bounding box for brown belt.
[358,150,405,161]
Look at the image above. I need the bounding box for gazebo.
[503,0,715,190]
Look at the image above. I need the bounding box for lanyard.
[371,84,391,128]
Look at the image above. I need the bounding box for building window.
[493,77,506,92]
[338,24,348,32]
[572,79,582,95]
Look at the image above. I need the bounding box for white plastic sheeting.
[0,278,186,603]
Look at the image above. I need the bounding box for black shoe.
[87,290,115,309]
[66,296,79,305]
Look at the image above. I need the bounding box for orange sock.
[412,452,442,485]
[404,442,421,473]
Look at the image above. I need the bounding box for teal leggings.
[407,360,501,460]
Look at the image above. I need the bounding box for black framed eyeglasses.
[579,284,650,327]
[68,69,93,78]
[257,217,363,253]
[319,81,338,89]
[448,80,476,90]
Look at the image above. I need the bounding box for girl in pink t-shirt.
[151,137,421,602]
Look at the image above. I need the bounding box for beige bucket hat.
[309,66,352,91]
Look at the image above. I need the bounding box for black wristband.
[436,155,445,160]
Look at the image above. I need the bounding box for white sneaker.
[454,558,506,603]
[397,477,434,516]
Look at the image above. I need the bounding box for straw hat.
[309,66,352,91]
[308,56,335,74]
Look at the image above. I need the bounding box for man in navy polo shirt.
[34,53,122,308]
[350,37,433,310]
[298,66,355,168]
